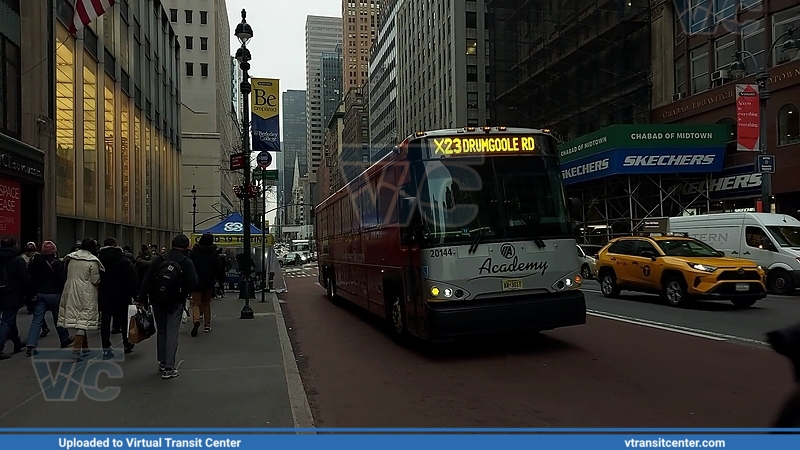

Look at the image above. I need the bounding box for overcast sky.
[224,0,340,229]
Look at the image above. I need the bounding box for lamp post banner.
[736,84,760,152]
[251,78,281,152]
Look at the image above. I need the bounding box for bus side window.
[379,167,397,225]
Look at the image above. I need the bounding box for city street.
[279,266,798,428]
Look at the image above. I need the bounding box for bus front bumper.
[425,290,586,339]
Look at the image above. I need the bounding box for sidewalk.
[0,291,313,428]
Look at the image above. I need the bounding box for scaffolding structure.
[568,174,715,245]
[488,0,653,141]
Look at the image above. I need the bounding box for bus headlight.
[552,273,582,291]
[430,286,440,297]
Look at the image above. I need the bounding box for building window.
[690,0,710,34]
[741,20,765,68]
[185,62,193,76]
[466,38,477,55]
[772,6,800,65]
[714,33,737,70]
[56,25,76,215]
[200,37,208,51]
[185,36,193,50]
[675,6,686,44]
[675,55,686,95]
[185,10,192,24]
[0,36,20,138]
[741,0,761,10]
[466,11,477,28]
[467,92,478,109]
[690,46,709,94]
[778,104,800,146]
[714,0,735,23]
[200,11,208,25]
[200,63,208,77]
[169,8,177,22]
[466,65,478,82]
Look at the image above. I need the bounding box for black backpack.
[150,257,186,304]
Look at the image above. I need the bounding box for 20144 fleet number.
[429,248,455,257]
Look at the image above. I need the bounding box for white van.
[669,213,800,295]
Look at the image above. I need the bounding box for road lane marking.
[586,309,769,346]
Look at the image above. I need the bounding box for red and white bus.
[315,127,586,342]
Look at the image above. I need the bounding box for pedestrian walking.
[21,242,51,336]
[216,248,229,298]
[0,238,31,360]
[59,238,103,362]
[98,238,138,359]
[135,245,154,286]
[188,233,225,337]
[139,234,198,380]
[122,246,136,265]
[25,241,73,356]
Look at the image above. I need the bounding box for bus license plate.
[502,279,523,291]
[735,283,749,292]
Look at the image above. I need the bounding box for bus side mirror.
[569,197,581,219]
[717,251,725,256]
[572,221,581,238]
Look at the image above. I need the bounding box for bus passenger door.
[400,198,425,337]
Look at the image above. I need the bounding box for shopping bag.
[181,298,190,324]
[129,306,156,344]
[125,305,138,339]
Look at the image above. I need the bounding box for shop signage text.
[560,147,726,185]
[736,84,760,152]
[656,66,800,121]
[0,152,43,180]
[557,125,727,164]
[0,178,21,238]
[673,165,761,201]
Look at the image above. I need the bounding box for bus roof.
[315,127,554,211]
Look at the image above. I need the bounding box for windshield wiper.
[468,200,496,254]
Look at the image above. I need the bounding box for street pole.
[261,179,267,302]
[235,10,255,319]
[757,69,771,213]
[191,185,197,234]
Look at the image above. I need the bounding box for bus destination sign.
[430,136,541,156]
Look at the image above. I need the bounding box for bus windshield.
[418,155,571,246]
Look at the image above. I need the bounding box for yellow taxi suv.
[595,235,766,308]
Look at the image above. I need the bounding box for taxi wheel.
[663,277,689,307]
[581,264,592,280]
[600,272,620,298]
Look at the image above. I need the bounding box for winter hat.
[199,233,214,245]
[41,241,57,255]
[172,234,191,249]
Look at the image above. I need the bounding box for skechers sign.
[560,147,725,185]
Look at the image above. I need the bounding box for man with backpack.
[188,233,225,336]
[138,234,198,379]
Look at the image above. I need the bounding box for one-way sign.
[756,154,775,174]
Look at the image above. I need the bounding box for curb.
[270,291,316,432]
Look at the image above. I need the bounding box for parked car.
[281,252,301,266]
[577,244,603,279]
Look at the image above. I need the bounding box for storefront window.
[134,111,141,226]
[772,6,800,65]
[145,119,151,227]
[121,94,130,223]
[84,53,98,219]
[56,25,75,216]
[104,74,116,221]
[778,103,800,146]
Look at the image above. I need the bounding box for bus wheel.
[326,274,340,305]
[388,293,407,340]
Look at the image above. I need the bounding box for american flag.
[69,0,116,35]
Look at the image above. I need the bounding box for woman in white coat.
[59,238,104,362]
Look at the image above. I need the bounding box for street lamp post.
[729,27,798,213]
[235,9,255,320]
[191,185,197,234]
